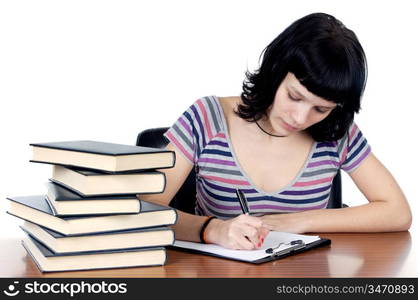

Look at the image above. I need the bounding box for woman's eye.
[288,93,301,101]
[315,107,330,114]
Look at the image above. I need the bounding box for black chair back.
[136,127,343,213]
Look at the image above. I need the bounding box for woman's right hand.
[204,214,271,250]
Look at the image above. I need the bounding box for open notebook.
[173,231,331,264]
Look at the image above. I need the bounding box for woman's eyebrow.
[289,86,337,108]
[317,101,339,109]
[315,102,338,109]
[289,86,304,98]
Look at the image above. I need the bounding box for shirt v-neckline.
[213,95,317,196]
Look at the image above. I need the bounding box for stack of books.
[6,140,177,272]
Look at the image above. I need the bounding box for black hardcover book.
[50,165,166,196]
[22,235,167,272]
[30,140,175,173]
[20,221,175,253]
[7,195,177,236]
[45,182,141,216]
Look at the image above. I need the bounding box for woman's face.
[267,72,337,136]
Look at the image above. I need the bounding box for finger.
[260,226,271,238]
[234,235,257,250]
[240,224,264,249]
[235,216,271,247]
[254,228,269,248]
[258,228,271,246]
[249,221,271,242]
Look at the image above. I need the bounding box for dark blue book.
[7,195,177,236]
[22,235,167,272]
[30,140,175,173]
[50,165,166,196]
[20,221,174,254]
[45,182,141,216]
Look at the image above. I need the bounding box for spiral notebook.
[173,231,331,264]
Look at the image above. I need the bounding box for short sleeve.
[164,105,198,165]
[164,99,207,164]
[339,122,372,173]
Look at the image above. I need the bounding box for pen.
[235,189,250,215]
[236,188,267,249]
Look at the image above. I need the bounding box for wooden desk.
[1,232,416,278]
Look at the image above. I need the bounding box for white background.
[0,0,417,237]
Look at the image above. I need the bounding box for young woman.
[140,12,412,250]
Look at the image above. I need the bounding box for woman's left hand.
[260,213,309,233]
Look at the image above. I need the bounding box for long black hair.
[237,12,367,141]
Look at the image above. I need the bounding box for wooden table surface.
[1,231,416,278]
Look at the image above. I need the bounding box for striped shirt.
[165,96,371,218]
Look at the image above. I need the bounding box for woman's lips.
[282,119,300,131]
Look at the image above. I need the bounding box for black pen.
[236,188,269,248]
[235,188,250,215]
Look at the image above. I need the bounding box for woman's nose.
[291,105,310,126]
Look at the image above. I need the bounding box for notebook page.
[174,231,320,262]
